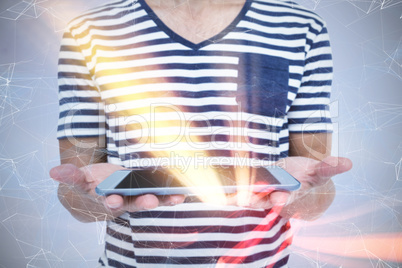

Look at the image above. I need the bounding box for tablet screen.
[114,166,281,189]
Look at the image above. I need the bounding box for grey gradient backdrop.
[0,0,401,267]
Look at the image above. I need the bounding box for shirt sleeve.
[57,29,106,140]
[287,24,333,133]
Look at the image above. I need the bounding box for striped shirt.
[57,0,333,267]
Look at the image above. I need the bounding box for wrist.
[279,179,335,220]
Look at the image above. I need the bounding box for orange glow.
[301,200,384,227]
[230,133,253,207]
[110,86,263,205]
[234,165,253,207]
[170,165,228,205]
[119,97,230,204]
[217,206,291,266]
[293,233,402,264]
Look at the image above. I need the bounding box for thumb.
[314,156,353,180]
[50,164,87,188]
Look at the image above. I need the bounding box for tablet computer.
[95,166,301,196]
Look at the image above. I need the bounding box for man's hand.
[49,163,186,222]
[236,156,353,220]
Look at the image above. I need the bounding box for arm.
[288,132,332,160]
[245,132,352,221]
[58,137,107,168]
[51,25,184,222]
[281,132,336,220]
[52,137,185,223]
[55,137,118,223]
[272,24,340,220]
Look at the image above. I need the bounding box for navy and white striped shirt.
[57,0,333,267]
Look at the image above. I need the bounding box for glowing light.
[170,164,228,205]
[217,207,291,266]
[111,94,229,204]
[109,83,267,205]
[293,233,402,264]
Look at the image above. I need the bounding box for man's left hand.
[234,156,353,220]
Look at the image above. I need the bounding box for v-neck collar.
[139,0,252,50]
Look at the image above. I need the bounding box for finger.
[237,191,271,209]
[248,194,272,209]
[225,193,239,206]
[313,157,353,180]
[105,194,124,210]
[50,164,87,190]
[269,191,290,206]
[123,194,160,212]
[83,163,126,184]
[158,195,186,206]
[247,190,289,209]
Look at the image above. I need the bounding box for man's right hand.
[49,163,186,222]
